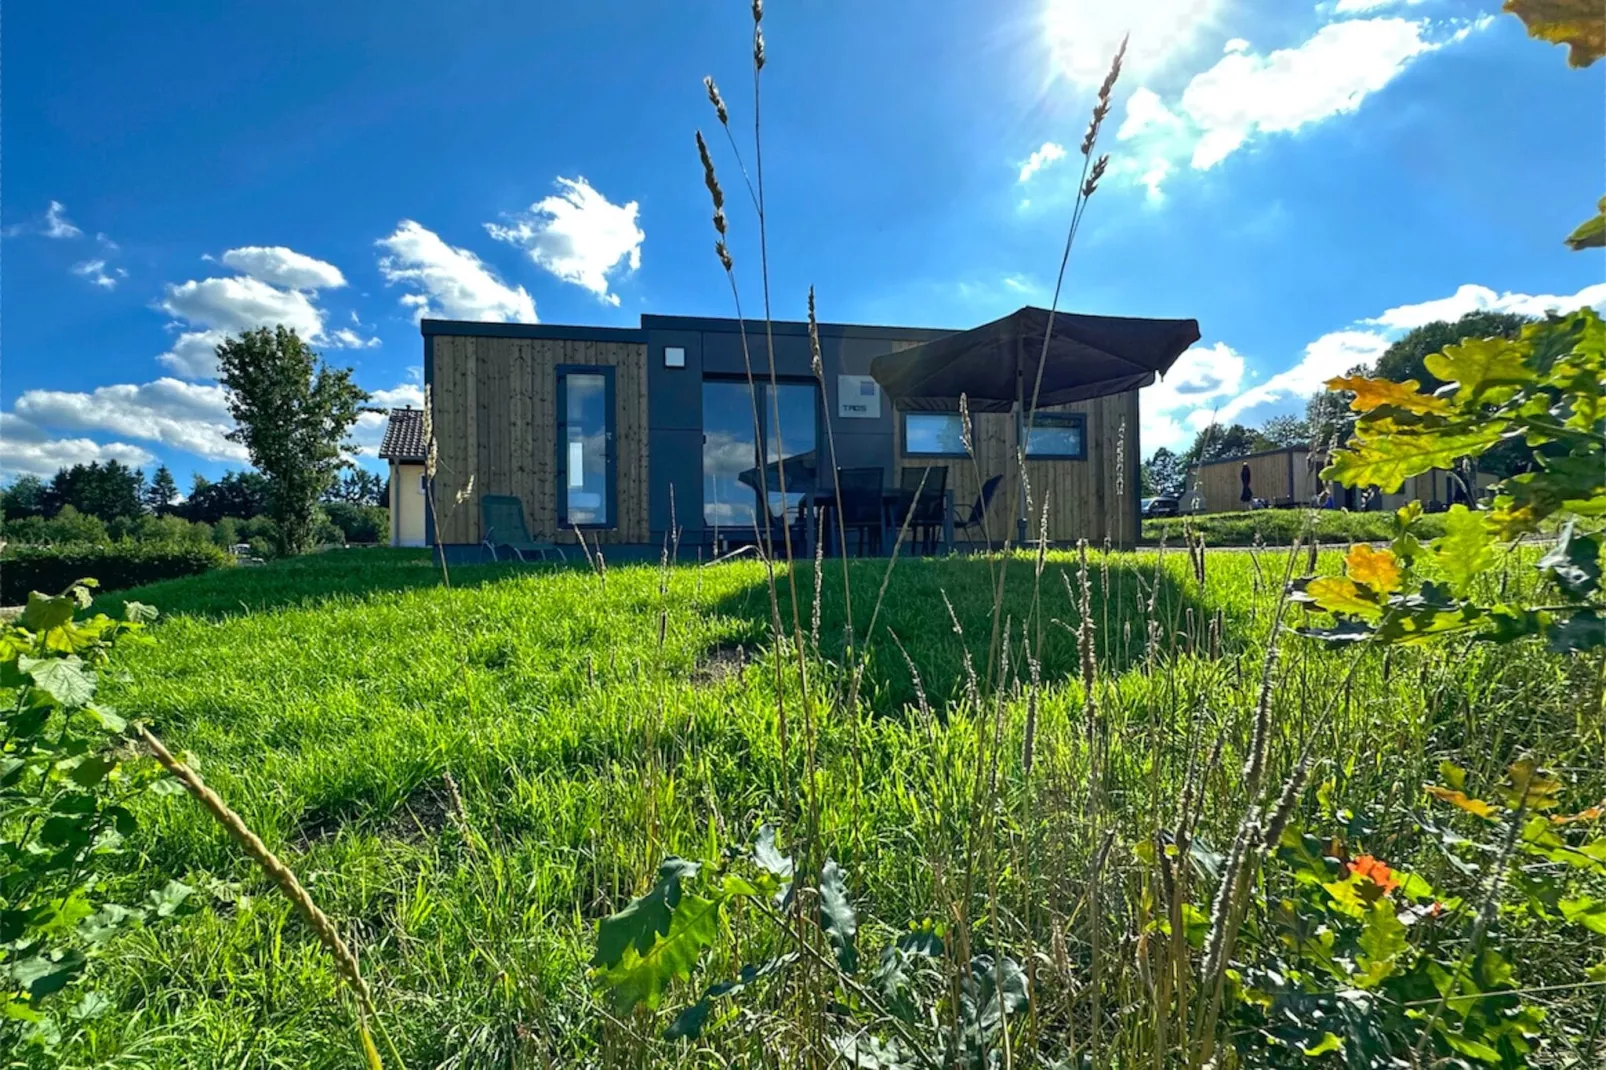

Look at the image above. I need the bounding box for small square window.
[1024,412,1086,459]
[902,412,968,457]
[664,346,686,368]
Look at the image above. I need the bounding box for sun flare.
[1043,0,1227,87]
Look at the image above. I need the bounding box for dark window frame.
[1023,411,1088,460]
[555,364,618,530]
[900,410,972,459]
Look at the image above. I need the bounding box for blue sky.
[4,0,1602,484]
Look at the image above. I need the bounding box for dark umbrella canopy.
[869,306,1201,413]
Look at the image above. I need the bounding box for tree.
[145,465,179,514]
[216,327,369,555]
[1185,423,1266,465]
[1141,447,1186,497]
[1,475,47,520]
[1257,414,1311,448]
[1374,310,1531,389]
[180,470,271,525]
[39,461,144,522]
[324,468,386,506]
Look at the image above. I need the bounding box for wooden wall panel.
[428,334,649,546]
[1188,449,1307,513]
[892,387,1140,549]
[1024,390,1139,548]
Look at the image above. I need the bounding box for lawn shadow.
[709,552,1212,716]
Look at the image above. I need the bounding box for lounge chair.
[481,494,567,563]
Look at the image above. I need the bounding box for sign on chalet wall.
[837,375,881,419]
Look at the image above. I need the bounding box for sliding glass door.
[702,380,818,532]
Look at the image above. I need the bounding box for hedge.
[1142,509,1454,548]
[0,543,231,604]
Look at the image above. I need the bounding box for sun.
[1042,0,1228,89]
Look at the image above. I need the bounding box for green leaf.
[1424,336,1537,405]
[601,891,724,1013]
[1548,610,1606,654]
[9,950,87,1000]
[69,755,116,789]
[593,857,700,969]
[1566,197,1606,250]
[666,953,796,1040]
[1354,903,1408,987]
[1304,577,1384,622]
[1439,761,1468,790]
[78,902,142,944]
[1301,1032,1343,1056]
[819,859,859,973]
[147,879,195,918]
[19,655,95,708]
[752,824,794,881]
[1537,519,1603,597]
[87,705,127,733]
[18,592,77,634]
[1433,505,1494,598]
[1324,426,1507,493]
[121,601,159,624]
[1560,896,1606,934]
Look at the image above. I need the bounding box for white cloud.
[369,384,425,410]
[1043,0,1228,88]
[1117,16,1468,194]
[1140,341,1249,451]
[72,259,126,289]
[1222,37,1250,53]
[1217,329,1390,423]
[1140,280,1606,455]
[378,220,537,323]
[1366,282,1606,331]
[14,379,246,462]
[0,413,156,479]
[220,246,347,291]
[44,200,82,239]
[1017,141,1068,184]
[1333,0,1423,12]
[484,177,643,306]
[328,327,381,349]
[156,330,231,380]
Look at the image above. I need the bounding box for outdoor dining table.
[806,487,954,556]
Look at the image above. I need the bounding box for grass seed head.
[703,75,729,125]
[807,286,823,378]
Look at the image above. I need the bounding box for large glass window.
[702,380,818,530]
[558,368,613,527]
[1024,411,1086,459]
[902,412,968,457]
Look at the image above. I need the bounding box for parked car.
[1142,496,1180,517]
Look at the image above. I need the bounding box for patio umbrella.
[868,305,1200,413]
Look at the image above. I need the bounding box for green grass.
[40,546,1602,1067]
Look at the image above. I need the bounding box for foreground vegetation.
[1143,508,1461,547]
[1,537,1594,1067]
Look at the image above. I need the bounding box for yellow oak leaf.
[1425,785,1501,819]
[1505,0,1606,68]
[1344,544,1402,596]
[1327,375,1452,416]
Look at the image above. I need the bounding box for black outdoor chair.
[954,473,1004,546]
[897,466,948,554]
[835,467,884,556]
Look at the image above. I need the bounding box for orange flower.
[1348,854,1400,895]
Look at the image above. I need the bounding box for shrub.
[321,502,388,545]
[0,543,230,604]
[0,507,111,548]
[107,514,214,547]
